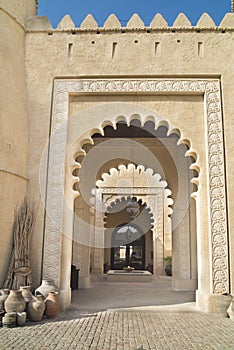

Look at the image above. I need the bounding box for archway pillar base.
[154,267,165,275]
[79,276,91,289]
[92,267,103,274]
[172,278,197,291]
[196,290,232,317]
[59,287,72,310]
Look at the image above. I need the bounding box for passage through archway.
[42,78,229,313]
[73,117,198,291]
[111,223,146,270]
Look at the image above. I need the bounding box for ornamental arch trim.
[42,78,229,295]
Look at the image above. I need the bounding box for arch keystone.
[173,13,191,28]
[57,15,75,30]
[127,13,145,29]
[104,14,121,29]
[150,13,168,28]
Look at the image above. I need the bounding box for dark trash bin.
[71,265,80,290]
[103,262,110,273]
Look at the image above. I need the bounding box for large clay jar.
[20,286,33,303]
[35,279,58,300]
[45,292,60,318]
[0,289,10,313]
[20,286,33,318]
[4,290,26,313]
[28,295,45,322]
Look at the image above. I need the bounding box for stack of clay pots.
[35,279,60,318]
[0,286,45,327]
[0,279,60,327]
[20,286,45,322]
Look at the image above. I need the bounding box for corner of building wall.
[0,0,37,26]
[0,0,31,288]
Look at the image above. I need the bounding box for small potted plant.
[164,256,172,276]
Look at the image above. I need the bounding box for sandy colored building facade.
[1,0,234,314]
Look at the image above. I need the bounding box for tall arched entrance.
[41,78,230,314]
[111,223,146,270]
[91,163,173,278]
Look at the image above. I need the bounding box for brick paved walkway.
[1,309,234,350]
[1,277,233,349]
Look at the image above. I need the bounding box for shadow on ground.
[69,275,196,315]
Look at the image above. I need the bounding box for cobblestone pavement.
[1,309,234,350]
[1,278,233,349]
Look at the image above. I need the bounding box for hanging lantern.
[126,197,140,218]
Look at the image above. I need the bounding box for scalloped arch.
[71,115,200,194]
[93,163,174,231]
[105,195,155,228]
[71,117,198,158]
[96,163,168,189]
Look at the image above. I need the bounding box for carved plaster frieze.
[93,190,104,268]
[100,188,166,195]
[44,78,229,294]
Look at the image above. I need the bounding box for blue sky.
[38,0,231,28]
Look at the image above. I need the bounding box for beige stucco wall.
[22,23,207,288]
[0,0,37,25]
[0,7,31,286]
[0,3,233,309]
[24,19,234,294]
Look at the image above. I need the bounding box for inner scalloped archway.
[94,163,173,274]
[73,121,199,231]
[71,119,199,292]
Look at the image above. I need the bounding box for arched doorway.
[42,78,230,313]
[73,120,197,290]
[93,164,173,276]
[111,223,146,270]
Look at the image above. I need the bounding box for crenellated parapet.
[26,12,234,32]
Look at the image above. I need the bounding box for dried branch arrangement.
[3,197,35,290]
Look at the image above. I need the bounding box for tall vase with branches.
[3,197,35,290]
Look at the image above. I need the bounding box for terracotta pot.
[45,292,60,318]
[28,295,45,322]
[4,290,26,313]
[0,289,10,313]
[35,279,58,300]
